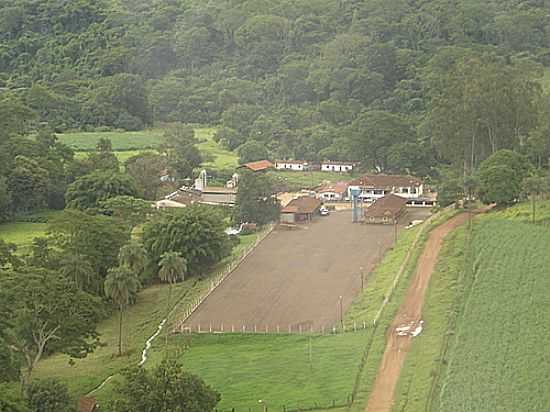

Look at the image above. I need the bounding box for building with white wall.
[321,161,355,172]
[275,160,309,171]
[348,174,424,202]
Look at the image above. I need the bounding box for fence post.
[221,323,224,333]
[277,325,280,334]
[299,325,302,334]
[231,324,235,333]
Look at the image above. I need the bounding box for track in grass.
[364,212,472,412]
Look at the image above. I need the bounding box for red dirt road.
[184,210,429,332]
[364,212,471,412]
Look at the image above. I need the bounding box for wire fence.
[174,224,275,333]
[177,320,371,335]
[213,396,352,412]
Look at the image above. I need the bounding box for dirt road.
[364,212,471,412]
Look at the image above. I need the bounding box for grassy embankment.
[57,127,238,171]
[392,200,550,412]
[32,232,260,401]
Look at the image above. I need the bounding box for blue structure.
[350,187,362,223]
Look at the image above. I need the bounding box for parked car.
[320,206,330,216]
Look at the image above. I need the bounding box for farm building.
[364,194,408,224]
[275,160,309,171]
[321,161,355,172]
[364,194,407,225]
[200,187,237,205]
[348,174,424,202]
[280,196,322,224]
[315,182,349,201]
[238,160,274,172]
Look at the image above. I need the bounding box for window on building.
[411,187,417,194]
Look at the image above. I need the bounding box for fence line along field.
[436,218,550,412]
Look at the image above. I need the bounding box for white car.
[320,206,330,216]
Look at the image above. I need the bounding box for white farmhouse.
[275,160,309,171]
[348,174,424,202]
[321,161,355,172]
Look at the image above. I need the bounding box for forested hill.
[2,0,550,174]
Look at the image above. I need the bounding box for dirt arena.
[183,209,431,332]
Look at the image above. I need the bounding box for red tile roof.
[239,160,274,172]
[281,196,322,214]
[350,174,422,189]
[364,194,407,218]
[79,397,96,412]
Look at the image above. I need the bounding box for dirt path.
[364,212,471,412]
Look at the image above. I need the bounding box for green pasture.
[437,219,550,411]
[58,127,238,171]
[0,210,63,253]
[149,332,366,412]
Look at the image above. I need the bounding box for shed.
[364,194,407,224]
[280,196,322,224]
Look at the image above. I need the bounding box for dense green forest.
[3,0,550,168]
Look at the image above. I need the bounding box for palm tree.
[104,265,140,356]
[118,242,146,275]
[59,254,95,291]
[158,251,187,311]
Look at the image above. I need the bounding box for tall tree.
[158,251,187,309]
[1,268,102,383]
[233,170,280,225]
[111,360,220,412]
[104,265,140,356]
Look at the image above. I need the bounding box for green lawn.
[393,202,550,412]
[0,210,63,253]
[196,127,239,170]
[268,171,356,191]
[149,333,366,412]
[57,129,164,151]
[59,127,239,171]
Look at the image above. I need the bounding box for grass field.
[149,332,366,412]
[392,202,550,412]
[32,232,261,402]
[59,127,238,171]
[437,218,550,411]
[0,210,63,253]
[268,170,356,190]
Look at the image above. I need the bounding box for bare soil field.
[183,209,431,332]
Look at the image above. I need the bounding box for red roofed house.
[315,182,349,202]
[348,174,424,202]
[280,196,322,224]
[364,194,408,224]
[79,397,97,412]
[275,160,309,171]
[239,160,274,172]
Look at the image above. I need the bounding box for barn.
[364,194,408,224]
[280,196,322,224]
